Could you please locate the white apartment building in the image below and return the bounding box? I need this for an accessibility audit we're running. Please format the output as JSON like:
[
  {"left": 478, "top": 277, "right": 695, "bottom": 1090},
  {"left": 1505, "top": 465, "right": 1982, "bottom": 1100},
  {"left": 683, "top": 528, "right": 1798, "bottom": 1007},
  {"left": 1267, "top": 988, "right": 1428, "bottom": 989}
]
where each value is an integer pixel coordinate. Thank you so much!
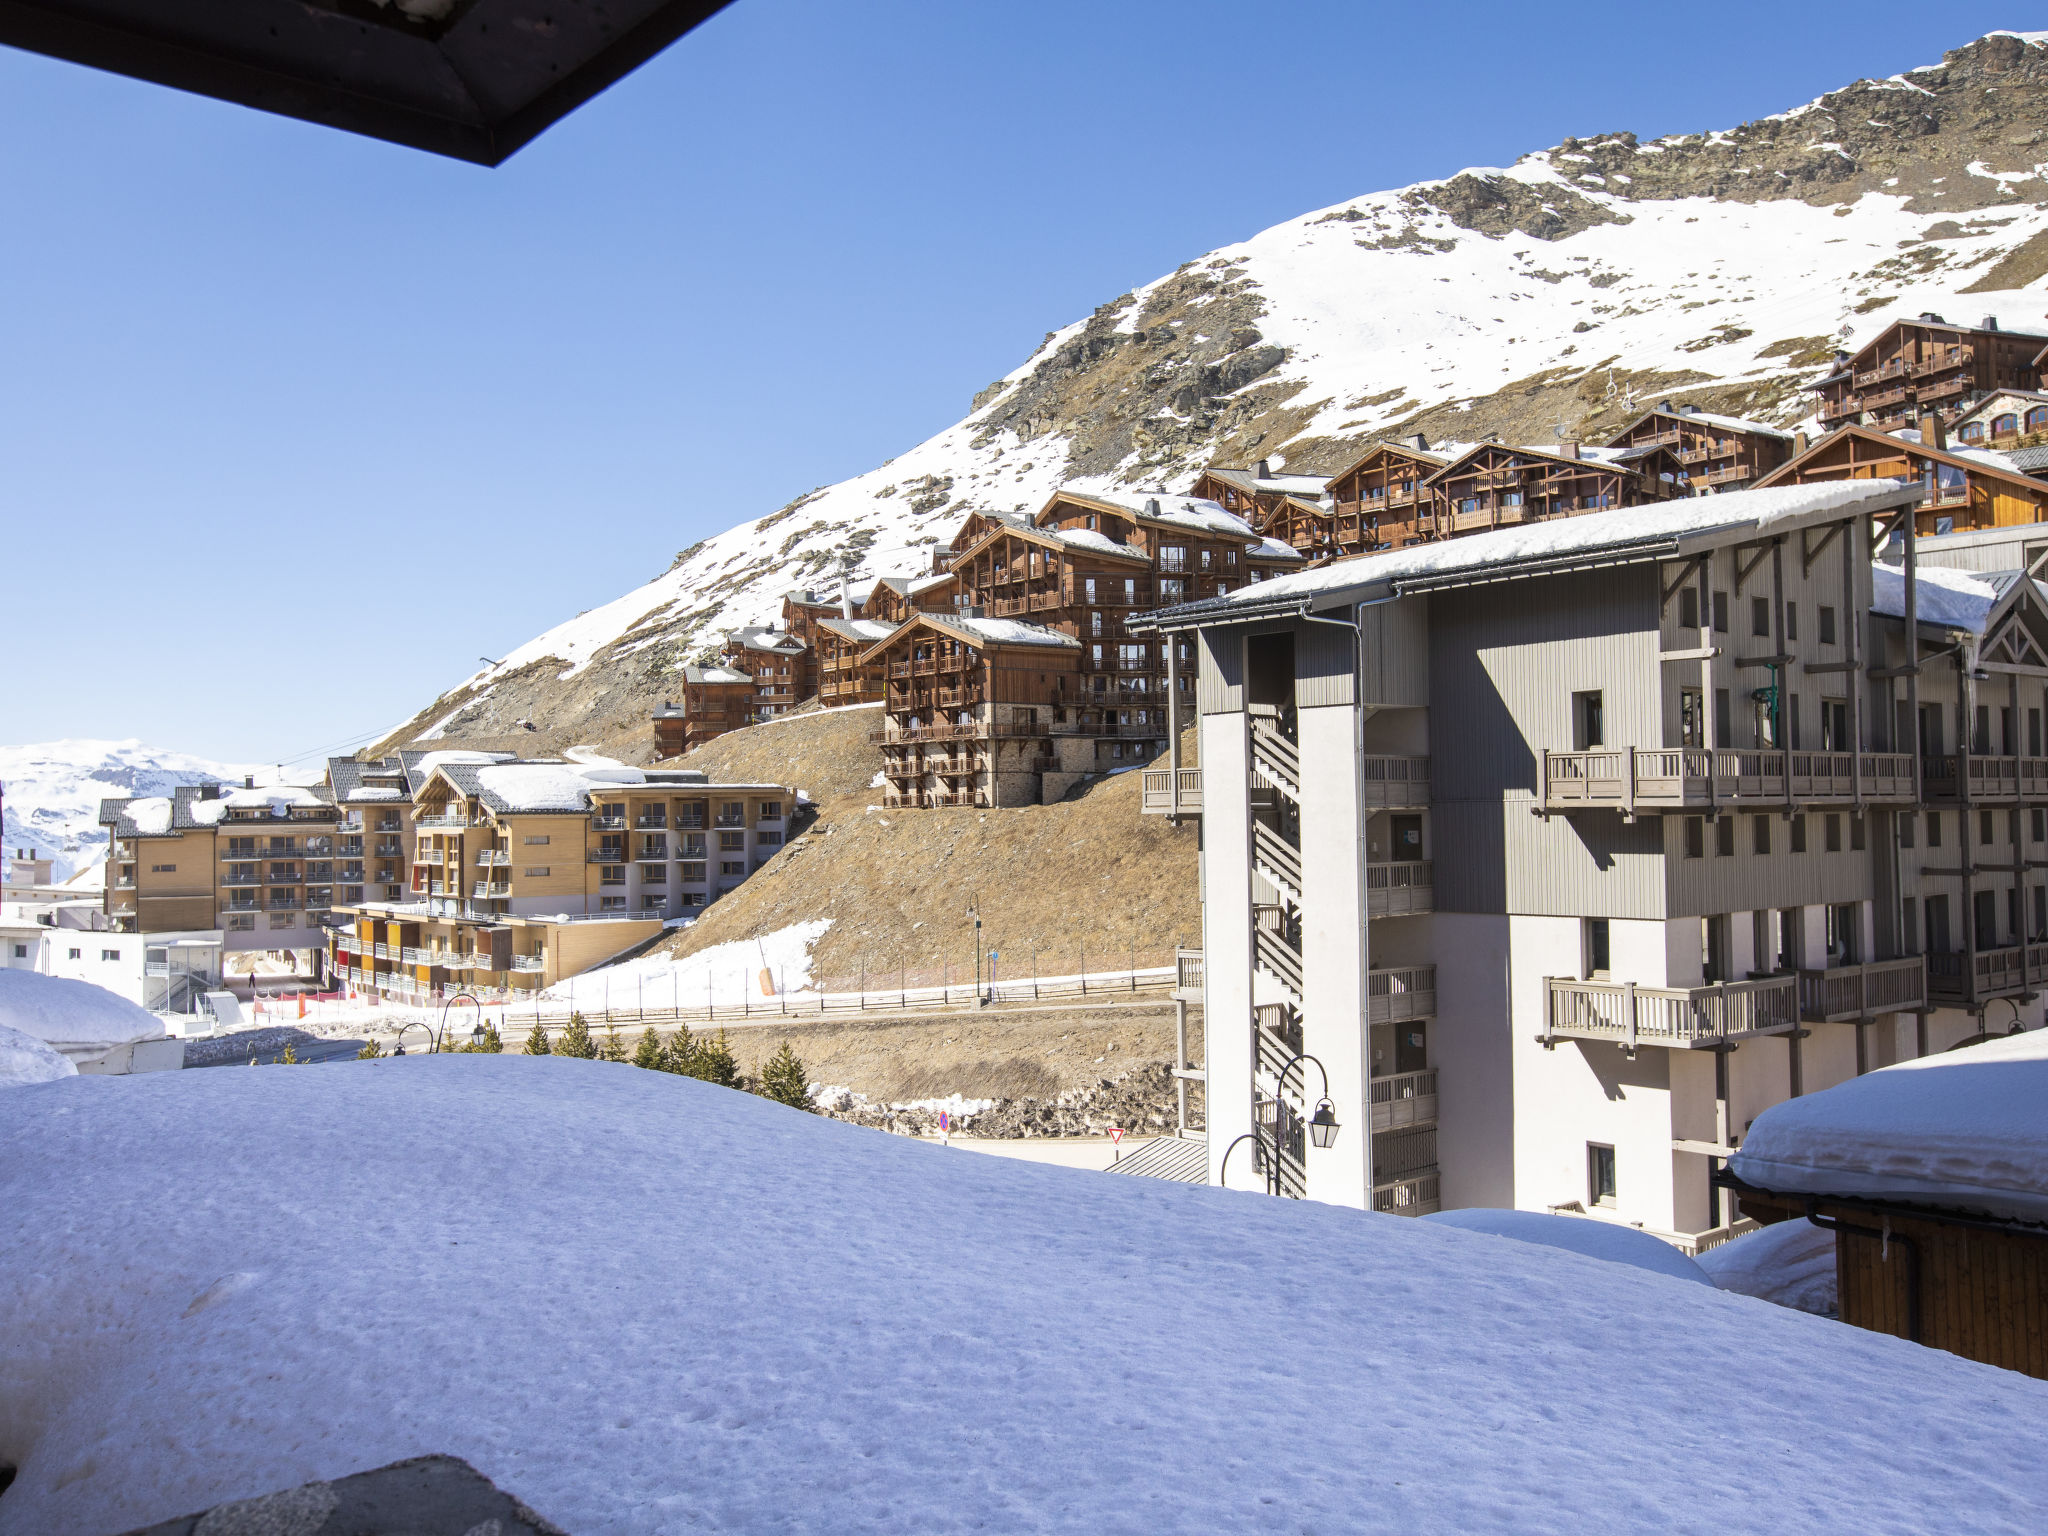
[{"left": 1131, "top": 477, "right": 2020, "bottom": 1250}]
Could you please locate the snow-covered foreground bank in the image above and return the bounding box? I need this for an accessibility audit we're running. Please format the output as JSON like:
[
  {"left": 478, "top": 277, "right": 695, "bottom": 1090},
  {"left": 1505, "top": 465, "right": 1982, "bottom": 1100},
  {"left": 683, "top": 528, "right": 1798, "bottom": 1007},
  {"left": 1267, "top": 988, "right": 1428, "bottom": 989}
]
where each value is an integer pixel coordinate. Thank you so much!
[{"left": 4, "top": 1059, "right": 2046, "bottom": 1535}]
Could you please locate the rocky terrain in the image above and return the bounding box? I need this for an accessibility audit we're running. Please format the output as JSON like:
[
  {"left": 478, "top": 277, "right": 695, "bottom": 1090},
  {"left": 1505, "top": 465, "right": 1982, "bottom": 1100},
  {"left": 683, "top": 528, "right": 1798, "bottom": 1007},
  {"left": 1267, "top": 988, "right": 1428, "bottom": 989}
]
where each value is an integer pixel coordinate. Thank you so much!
[{"left": 371, "top": 31, "right": 2048, "bottom": 763}]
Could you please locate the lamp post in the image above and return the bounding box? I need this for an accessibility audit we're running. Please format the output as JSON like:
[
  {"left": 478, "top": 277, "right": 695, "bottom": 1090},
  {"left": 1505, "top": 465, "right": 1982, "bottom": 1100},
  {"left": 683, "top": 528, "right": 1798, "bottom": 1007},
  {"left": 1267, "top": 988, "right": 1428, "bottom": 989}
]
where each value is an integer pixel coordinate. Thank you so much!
[
  {"left": 441, "top": 990, "right": 481, "bottom": 1051},
  {"left": 1218, "top": 1054, "right": 1340, "bottom": 1197}
]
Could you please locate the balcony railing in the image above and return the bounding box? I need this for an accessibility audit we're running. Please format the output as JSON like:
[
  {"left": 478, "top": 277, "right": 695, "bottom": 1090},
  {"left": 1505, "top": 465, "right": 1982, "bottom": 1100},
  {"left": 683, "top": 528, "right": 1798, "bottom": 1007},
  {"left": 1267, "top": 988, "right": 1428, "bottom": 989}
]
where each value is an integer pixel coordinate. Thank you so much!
[
  {"left": 1141, "top": 767, "right": 1204, "bottom": 814},
  {"left": 477, "top": 850, "right": 510, "bottom": 866},
  {"left": 1927, "top": 943, "right": 2048, "bottom": 1005},
  {"left": 511, "top": 955, "right": 545, "bottom": 972},
  {"left": 1921, "top": 753, "right": 2048, "bottom": 803},
  {"left": 1797, "top": 957, "right": 1927, "bottom": 1021},
  {"left": 1543, "top": 975, "right": 1798, "bottom": 1049},
  {"left": 414, "top": 813, "right": 468, "bottom": 830},
  {"left": 588, "top": 848, "right": 627, "bottom": 864},
  {"left": 591, "top": 814, "right": 626, "bottom": 831},
  {"left": 1174, "top": 948, "right": 1203, "bottom": 1001},
  {"left": 1366, "top": 860, "right": 1433, "bottom": 918},
  {"left": 1540, "top": 747, "right": 1916, "bottom": 812},
  {"left": 1368, "top": 965, "right": 1436, "bottom": 1023},
  {"left": 1372, "top": 1173, "right": 1441, "bottom": 1217},
  {"left": 1370, "top": 1069, "right": 1438, "bottom": 1133},
  {"left": 635, "top": 813, "right": 668, "bottom": 829},
  {"left": 1361, "top": 755, "right": 1430, "bottom": 808}
]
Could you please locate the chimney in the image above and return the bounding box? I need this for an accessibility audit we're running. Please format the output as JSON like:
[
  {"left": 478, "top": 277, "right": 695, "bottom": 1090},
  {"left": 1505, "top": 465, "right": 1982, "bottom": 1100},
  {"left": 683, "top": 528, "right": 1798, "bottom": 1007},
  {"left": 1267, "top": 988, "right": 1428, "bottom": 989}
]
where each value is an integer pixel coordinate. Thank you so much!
[
  {"left": 1561, "top": 440, "right": 1581, "bottom": 460},
  {"left": 1404, "top": 432, "right": 1429, "bottom": 452},
  {"left": 1679, "top": 402, "right": 1700, "bottom": 415},
  {"left": 1917, "top": 411, "right": 1947, "bottom": 452},
  {"left": 1657, "top": 399, "right": 1673, "bottom": 412},
  {"left": 1255, "top": 457, "right": 1272, "bottom": 478},
  {"left": 244, "top": 774, "right": 255, "bottom": 789},
  {"left": 1983, "top": 315, "right": 2000, "bottom": 332},
  {"left": 1145, "top": 497, "right": 1161, "bottom": 515},
  {"left": 1793, "top": 431, "right": 1809, "bottom": 455},
  {"left": 1919, "top": 311, "right": 1946, "bottom": 324}
]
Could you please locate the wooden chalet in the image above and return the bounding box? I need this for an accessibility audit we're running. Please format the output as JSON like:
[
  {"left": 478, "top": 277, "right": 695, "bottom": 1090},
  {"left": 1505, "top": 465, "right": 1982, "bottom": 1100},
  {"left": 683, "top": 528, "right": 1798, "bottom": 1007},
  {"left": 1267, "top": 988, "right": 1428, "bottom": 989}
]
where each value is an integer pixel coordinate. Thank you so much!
[
  {"left": 1325, "top": 437, "right": 1455, "bottom": 552},
  {"left": 1757, "top": 421, "right": 2048, "bottom": 534},
  {"left": 1421, "top": 440, "right": 1673, "bottom": 538},
  {"left": 1263, "top": 494, "right": 1340, "bottom": 562},
  {"left": 1604, "top": 401, "right": 1795, "bottom": 493},
  {"left": 858, "top": 612, "right": 1082, "bottom": 808},
  {"left": 1952, "top": 389, "right": 2048, "bottom": 449},
  {"left": 813, "top": 617, "right": 897, "bottom": 705},
  {"left": 1811, "top": 313, "right": 2048, "bottom": 433},
  {"left": 1189, "top": 459, "right": 1331, "bottom": 533},
  {"left": 865, "top": 570, "right": 961, "bottom": 627},
  {"left": 780, "top": 588, "right": 860, "bottom": 651},
  {"left": 720, "top": 626, "right": 811, "bottom": 721},
  {"left": 650, "top": 666, "right": 754, "bottom": 756}
]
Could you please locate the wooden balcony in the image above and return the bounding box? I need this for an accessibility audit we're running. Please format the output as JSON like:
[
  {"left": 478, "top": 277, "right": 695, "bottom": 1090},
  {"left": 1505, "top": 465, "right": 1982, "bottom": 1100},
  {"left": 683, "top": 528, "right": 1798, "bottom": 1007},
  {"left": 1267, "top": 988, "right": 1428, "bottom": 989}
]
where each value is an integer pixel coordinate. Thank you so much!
[
  {"left": 1928, "top": 944, "right": 2048, "bottom": 1006},
  {"left": 1372, "top": 1172, "right": 1441, "bottom": 1217},
  {"left": 1540, "top": 747, "right": 1916, "bottom": 813},
  {"left": 1366, "top": 860, "right": 1432, "bottom": 918},
  {"left": 1362, "top": 755, "right": 1430, "bottom": 808},
  {"left": 1543, "top": 975, "right": 1798, "bottom": 1049},
  {"left": 1921, "top": 754, "right": 2048, "bottom": 804},
  {"left": 1368, "top": 964, "right": 1436, "bottom": 1023},
  {"left": 1141, "top": 767, "right": 1204, "bottom": 814},
  {"left": 1797, "top": 957, "right": 1927, "bottom": 1021},
  {"left": 1370, "top": 1069, "right": 1438, "bottom": 1133},
  {"left": 1174, "top": 948, "right": 1203, "bottom": 1003}
]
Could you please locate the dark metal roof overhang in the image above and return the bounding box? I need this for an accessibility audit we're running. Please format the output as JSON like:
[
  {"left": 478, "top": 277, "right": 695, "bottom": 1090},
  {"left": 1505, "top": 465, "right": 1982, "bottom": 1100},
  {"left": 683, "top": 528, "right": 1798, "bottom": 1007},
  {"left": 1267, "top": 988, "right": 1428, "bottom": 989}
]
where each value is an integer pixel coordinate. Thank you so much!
[{"left": 0, "top": 0, "right": 733, "bottom": 165}]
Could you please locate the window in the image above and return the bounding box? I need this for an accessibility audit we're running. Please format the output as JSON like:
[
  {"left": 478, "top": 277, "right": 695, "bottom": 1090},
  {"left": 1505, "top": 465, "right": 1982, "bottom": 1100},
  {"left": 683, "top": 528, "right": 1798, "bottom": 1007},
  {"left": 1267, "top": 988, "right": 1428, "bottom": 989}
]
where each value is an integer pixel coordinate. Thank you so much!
[
  {"left": 1785, "top": 602, "right": 1798, "bottom": 642},
  {"left": 2034, "top": 809, "right": 2045, "bottom": 843},
  {"left": 2037, "top": 887, "right": 2047, "bottom": 942},
  {"left": 1584, "top": 918, "right": 1611, "bottom": 977},
  {"left": 1572, "top": 690, "right": 1604, "bottom": 749},
  {"left": 1712, "top": 590, "right": 1728, "bottom": 633},
  {"left": 1818, "top": 606, "right": 1837, "bottom": 646},
  {"left": 1588, "top": 1144, "right": 1617, "bottom": 1209},
  {"left": 1715, "top": 817, "right": 1735, "bottom": 857},
  {"left": 151, "top": 863, "right": 175, "bottom": 873},
  {"left": 227, "top": 914, "right": 254, "bottom": 932},
  {"left": 720, "top": 860, "right": 746, "bottom": 877},
  {"left": 601, "top": 895, "right": 627, "bottom": 911},
  {"left": 523, "top": 835, "right": 551, "bottom": 846},
  {"left": 1983, "top": 810, "right": 1997, "bottom": 847},
  {"left": 101, "top": 948, "right": 120, "bottom": 962},
  {"left": 601, "top": 865, "right": 625, "bottom": 886},
  {"left": 1826, "top": 904, "right": 1859, "bottom": 964},
  {"left": 11, "top": 944, "right": 25, "bottom": 959},
  {"left": 1994, "top": 413, "right": 2021, "bottom": 438},
  {"left": 758, "top": 830, "right": 784, "bottom": 847},
  {"left": 1753, "top": 815, "right": 1771, "bottom": 855},
  {"left": 1751, "top": 597, "right": 1770, "bottom": 637},
  {"left": 719, "top": 831, "right": 744, "bottom": 852},
  {"left": 1790, "top": 815, "right": 1807, "bottom": 854},
  {"left": 1679, "top": 587, "right": 1700, "bottom": 630},
  {"left": 1927, "top": 812, "right": 1942, "bottom": 848},
  {"left": 759, "top": 802, "right": 783, "bottom": 822},
  {"left": 268, "top": 913, "right": 294, "bottom": 929},
  {"left": 1825, "top": 814, "right": 1842, "bottom": 853},
  {"left": 68, "top": 947, "right": 81, "bottom": 960},
  {"left": 1684, "top": 818, "right": 1704, "bottom": 859},
  {"left": 1902, "top": 898, "right": 1920, "bottom": 955},
  {"left": 682, "top": 862, "right": 707, "bottom": 882},
  {"left": 1715, "top": 689, "right": 1732, "bottom": 746}
]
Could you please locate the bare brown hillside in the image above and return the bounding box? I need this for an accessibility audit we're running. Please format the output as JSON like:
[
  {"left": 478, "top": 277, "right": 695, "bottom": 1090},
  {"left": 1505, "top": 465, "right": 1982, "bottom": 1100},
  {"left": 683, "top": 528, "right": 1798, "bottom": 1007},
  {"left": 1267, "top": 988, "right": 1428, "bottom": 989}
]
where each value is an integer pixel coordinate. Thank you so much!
[{"left": 655, "top": 706, "right": 1201, "bottom": 985}]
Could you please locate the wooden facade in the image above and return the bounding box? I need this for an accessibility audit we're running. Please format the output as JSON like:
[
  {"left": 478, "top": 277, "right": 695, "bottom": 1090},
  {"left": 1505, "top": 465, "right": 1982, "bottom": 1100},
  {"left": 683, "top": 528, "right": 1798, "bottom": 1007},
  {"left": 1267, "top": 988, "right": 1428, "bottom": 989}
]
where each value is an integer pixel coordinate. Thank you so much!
[
  {"left": 1812, "top": 315, "right": 2048, "bottom": 433},
  {"left": 1952, "top": 388, "right": 2048, "bottom": 449},
  {"left": 1604, "top": 403, "right": 1794, "bottom": 493},
  {"left": 1326, "top": 439, "right": 1451, "bottom": 552},
  {"left": 860, "top": 613, "right": 1082, "bottom": 808},
  {"left": 1264, "top": 494, "right": 1340, "bottom": 561},
  {"left": 1189, "top": 461, "right": 1331, "bottom": 533},
  {"left": 813, "top": 617, "right": 895, "bottom": 705},
  {"left": 1736, "top": 1190, "right": 2048, "bottom": 1380},
  {"left": 651, "top": 667, "right": 754, "bottom": 756},
  {"left": 1758, "top": 424, "right": 2048, "bottom": 534},
  {"left": 721, "top": 627, "right": 811, "bottom": 720},
  {"left": 780, "top": 588, "right": 860, "bottom": 650},
  {"left": 1424, "top": 441, "right": 1674, "bottom": 537},
  {"left": 864, "top": 571, "right": 961, "bottom": 627}
]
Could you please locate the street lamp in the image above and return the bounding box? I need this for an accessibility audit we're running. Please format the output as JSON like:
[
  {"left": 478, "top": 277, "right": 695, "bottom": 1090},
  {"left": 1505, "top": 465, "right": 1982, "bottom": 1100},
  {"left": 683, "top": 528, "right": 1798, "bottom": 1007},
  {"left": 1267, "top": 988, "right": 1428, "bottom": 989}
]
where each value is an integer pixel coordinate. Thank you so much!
[
  {"left": 441, "top": 991, "right": 481, "bottom": 1051},
  {"left": 1220, "top": 1054, "right": 1341, "bottom": 1197}
]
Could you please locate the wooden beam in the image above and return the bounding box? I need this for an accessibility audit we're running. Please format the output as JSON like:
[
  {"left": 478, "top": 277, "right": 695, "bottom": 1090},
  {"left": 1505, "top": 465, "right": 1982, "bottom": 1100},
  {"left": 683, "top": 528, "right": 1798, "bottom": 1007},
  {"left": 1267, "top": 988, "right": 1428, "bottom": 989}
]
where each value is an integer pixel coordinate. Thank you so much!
[
  {"left": 1734, "top": 542, "right": 1771, "bottom": 595},
  {"left": 1661, "top": 556, "right": 1705, "bottom": 608},
  {"left": 1800, "top": 521, "right": 1843, "bottom": 578}
]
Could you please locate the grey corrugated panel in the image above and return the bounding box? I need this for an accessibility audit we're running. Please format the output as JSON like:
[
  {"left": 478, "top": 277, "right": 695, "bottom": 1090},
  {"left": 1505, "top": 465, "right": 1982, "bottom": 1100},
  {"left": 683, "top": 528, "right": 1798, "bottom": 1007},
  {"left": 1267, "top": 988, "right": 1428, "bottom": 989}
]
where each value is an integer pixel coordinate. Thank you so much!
[
  {"left": 1199, "top": 628, "right": 1244, "bottom": 715},
  {"left": 1295, "top": 615, "right": 1356, "bottom": 709},
  {"left": 1663, "top": 809, "right": 1895, "bottom": 918},
  {"left": 1103, "top": 1135, "right": 1209, "bottom": 1182},
  {"left": 1361, "top": 597, "right": 1429, "bottom": 707}
]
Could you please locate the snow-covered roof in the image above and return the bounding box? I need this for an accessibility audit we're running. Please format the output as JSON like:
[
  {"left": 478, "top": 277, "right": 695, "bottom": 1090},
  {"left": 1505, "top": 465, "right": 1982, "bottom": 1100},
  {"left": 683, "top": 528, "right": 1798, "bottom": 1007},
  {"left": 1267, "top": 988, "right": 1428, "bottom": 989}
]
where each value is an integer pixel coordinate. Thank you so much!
[
  {"left": 1249, "top": 537, "right": 1308, "bottom": 563},
  {"left": 1619, "top": 404, "right": 1794, "bottom": 442},
  {"left": 3, "top": 1058, "right": 2043, "bottom": 1533},
  {"left": 456, "top": 763, "right": 641, "bottom": 814},
  {"left": 1869, "top": 562, "right": 2010, "bottom": 634},
  {"left": 817, "top": 618, "right": 898, "bottom": 644},
  {"left": 0, "top": 970, "right": 164, "bottom": 1049},
  {"left": 1139, "top": 479, "right": 1922, "bottom": 625},
  {"left": 728, "top": 626, "right": 806, "bottom": 656},
  {"left": 344, "top": 786, "right": 404, "bottom": 802},
  {"left": 939, "top": 615, "right": 1081, "bottom": 649},
  {"left": 1046, "top": 525, "right": 1151, "bottom": 561},
  {"left": 1731, "top": 1026, "right": 2048, "bottom": 1223},
  {"left": 1421, "top": 1209, "right": 1711, "bottom": 1286},
  {"left": 1201, "top": 466, "right": 1332, "bottom": 498},
  {"left": 1053, "top": 490, "right": 1258, "bottom": 539},
  {"left": 680, "top": 664, "right": 754, "bottom": 684},
  {"left": 908, "top": 572, "right": 959, "bottom": 595},
  {"left": 122, "top": 796, "right": 174, "bottom": 835}
]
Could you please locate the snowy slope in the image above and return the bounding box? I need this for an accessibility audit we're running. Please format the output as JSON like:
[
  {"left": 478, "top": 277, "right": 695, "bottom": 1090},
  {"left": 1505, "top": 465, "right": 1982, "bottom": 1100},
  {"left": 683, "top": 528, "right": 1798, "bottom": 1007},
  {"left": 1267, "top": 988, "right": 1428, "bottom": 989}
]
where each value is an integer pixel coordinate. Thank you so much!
[
  {"left": 385, "top": 30, "right": 2048, "bottom": 750},
  {"left": 4, "top": 1056, "right": 2046, "bottom": 1535},
  {"left": 0, "top": 740, "right": 256, "bottom": 880}
]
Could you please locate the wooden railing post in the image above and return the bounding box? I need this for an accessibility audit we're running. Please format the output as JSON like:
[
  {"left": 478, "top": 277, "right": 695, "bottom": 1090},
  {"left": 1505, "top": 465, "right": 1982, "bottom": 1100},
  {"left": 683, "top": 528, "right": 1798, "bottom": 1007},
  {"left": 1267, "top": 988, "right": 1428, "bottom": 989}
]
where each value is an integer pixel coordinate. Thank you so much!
[
  {"left": 1623, "top": 980, "right": 1637, "bottom": 1054},
  {"left": 1625, "top": 747, "right": 1637, "bottom": 820}
]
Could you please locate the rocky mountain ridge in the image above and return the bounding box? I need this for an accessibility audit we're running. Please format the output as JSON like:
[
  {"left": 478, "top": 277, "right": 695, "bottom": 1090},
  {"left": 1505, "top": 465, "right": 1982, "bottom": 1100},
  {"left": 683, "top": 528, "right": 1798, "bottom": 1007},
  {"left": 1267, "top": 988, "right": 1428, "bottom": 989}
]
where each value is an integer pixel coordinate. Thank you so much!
[{"left": 374, "top": 30, "right": 2048, "bottom": 762}]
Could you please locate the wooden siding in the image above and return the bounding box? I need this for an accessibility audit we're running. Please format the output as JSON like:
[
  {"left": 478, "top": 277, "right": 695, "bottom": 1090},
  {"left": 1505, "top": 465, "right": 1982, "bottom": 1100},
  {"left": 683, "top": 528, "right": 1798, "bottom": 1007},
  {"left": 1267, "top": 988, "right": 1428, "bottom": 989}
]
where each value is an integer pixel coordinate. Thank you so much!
[
  {"left": 1198, "top": 627, "right": 1244, "bottom": 715},
  {"left": 1835, "top": 1207, "right": 2048, "bottom": 1378}
]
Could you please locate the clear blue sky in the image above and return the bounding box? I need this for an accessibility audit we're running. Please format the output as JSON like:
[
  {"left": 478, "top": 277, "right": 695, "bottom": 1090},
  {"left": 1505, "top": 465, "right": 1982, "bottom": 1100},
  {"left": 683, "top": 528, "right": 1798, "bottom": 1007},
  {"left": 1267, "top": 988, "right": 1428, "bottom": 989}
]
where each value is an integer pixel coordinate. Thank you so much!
[{"left": 0, "top": 2, "right": 2027, "bottom": 765}]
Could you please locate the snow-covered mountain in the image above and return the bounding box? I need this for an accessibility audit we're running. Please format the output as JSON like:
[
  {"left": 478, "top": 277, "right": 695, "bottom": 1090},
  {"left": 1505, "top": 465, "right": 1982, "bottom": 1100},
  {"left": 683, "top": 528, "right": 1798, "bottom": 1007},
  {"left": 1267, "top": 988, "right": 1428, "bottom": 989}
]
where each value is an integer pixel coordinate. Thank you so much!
[
  {"left": 379, "top": 30, "right": 2048, "bottom": 757},
  {"left": 0, "top": 742, "right": 259, "bottom": 880}
]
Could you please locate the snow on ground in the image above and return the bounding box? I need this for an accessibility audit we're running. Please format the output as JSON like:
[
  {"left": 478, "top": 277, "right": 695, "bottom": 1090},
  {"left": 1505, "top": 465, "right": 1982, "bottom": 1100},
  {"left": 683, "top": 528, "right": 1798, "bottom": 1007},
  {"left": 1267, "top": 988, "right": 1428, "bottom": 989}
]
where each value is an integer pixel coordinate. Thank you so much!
[
  {"left": 1698, "top": 1221, "right": 1840, "bottom": 1316},
  {"left": 1731, "top": 1026, "right": 2048, "bottom": 1222},
  {"left": 0, "top": 1021, "right": 74, "bottom": 1088},
  {"left": 541, "top": 919, "right": 833, "bottom": 1007},
  {"left": 3, "top": 1057, "right": 2046, "bottom": 1535},
  {"left": 1420, "top": 1208, "right": 1711, "bottom": 1286},
  {"left": 0, "top": 969, "right": 163, "bottom": 1048}
]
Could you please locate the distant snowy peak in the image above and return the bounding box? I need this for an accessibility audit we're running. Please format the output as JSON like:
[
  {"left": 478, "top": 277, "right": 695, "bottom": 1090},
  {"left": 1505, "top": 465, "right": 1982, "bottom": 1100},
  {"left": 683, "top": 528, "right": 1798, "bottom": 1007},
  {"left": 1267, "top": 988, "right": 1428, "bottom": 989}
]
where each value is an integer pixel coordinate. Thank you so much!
[
  {"left": 380, "top": 30, "right": 2048, "bottom": 754},
  {"left": 0, "top": 740, "right": 261, "bottom": 880}
]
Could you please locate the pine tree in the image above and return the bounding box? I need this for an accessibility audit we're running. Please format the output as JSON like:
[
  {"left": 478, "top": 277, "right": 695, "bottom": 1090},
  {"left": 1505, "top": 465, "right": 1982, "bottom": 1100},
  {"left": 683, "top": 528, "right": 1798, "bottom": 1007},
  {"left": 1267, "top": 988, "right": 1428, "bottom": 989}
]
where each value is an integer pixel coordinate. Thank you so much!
[
  {"left": 355, "top": 1038, "right": 384, "bottom": 1060},
  {"left": 525, "top": 1020, "right": 552, "bottom": 1056},
  {"left": 556, "top": 1011, "right": 597, "bottom": 1059},
  {"left": 661, "top": 1023, "right": 697, "bottom": 1075},
  {"left": 758, "top": 1042, "right": 813, "bottom": 1110},
  {"left": 473, "top": 1022, "right": 504, "bottom": 1054},
  {"left": 693, "top": 1029, "right": 740, "bottom": 1088},
  {"left": 631, "top": 1027, "right": 665, "bottom": 1070},
  {"left": 600, "top": 1025, "right": 628, "bottom": 1062}
]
